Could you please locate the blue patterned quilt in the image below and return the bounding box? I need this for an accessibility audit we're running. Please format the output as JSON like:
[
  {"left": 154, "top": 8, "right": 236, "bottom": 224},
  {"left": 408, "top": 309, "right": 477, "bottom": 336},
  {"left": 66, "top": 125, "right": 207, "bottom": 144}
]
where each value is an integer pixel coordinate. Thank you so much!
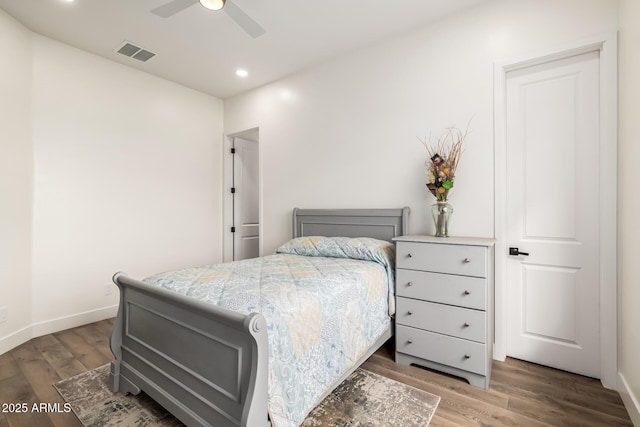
[{"left": 143, "top": 236, "right": 396, "bottom": 427}]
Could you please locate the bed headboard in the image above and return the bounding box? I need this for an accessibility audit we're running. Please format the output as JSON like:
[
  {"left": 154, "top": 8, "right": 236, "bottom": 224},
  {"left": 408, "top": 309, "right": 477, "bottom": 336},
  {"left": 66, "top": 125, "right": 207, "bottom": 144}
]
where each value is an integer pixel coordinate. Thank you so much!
[{"left": 292, "top": 207, "right": 410, "bottom": 242}]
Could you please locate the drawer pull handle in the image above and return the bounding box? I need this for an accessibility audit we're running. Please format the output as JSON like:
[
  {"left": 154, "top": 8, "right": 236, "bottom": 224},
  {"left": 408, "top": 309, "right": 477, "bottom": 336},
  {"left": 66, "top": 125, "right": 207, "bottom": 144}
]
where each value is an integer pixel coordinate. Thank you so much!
[
  {"left": 464, "top": 290, "right": 471, "bottom": 295},
  {"left": 408, "top": 310, "right": 413, "bottom": 315},
  {"left": 464, "top": 258, "right": 471, "bottom": 263},
  {"left": 463, "top": 322, "right": 470, "bottom": 327},
  {"left": 407, "top": 253, "right": 413, "bottom": 258},
  {"left": 407, "top": 339, "right": 413, "bottom": 344},
  {"left": 407, "top": 281, "right": 413, "bottom": 287},
  {"left": 464, "top": 354, "right": 471, "bottom": 359}
]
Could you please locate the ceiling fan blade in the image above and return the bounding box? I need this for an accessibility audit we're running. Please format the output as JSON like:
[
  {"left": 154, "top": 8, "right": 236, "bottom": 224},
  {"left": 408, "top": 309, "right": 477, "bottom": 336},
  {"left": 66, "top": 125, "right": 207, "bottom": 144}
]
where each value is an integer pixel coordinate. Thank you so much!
[
  {"left": 224, "top": 0, "right": 266, "bottom": 38},
  {"left": 151, "top": 0, "right": 199, "bottom": 18}
]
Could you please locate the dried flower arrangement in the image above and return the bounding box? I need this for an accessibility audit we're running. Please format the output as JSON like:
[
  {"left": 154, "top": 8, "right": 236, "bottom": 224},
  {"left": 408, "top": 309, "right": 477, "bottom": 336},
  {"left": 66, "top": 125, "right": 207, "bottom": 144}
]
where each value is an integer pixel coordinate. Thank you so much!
[{"left": 417, "top": 123, "right": 469, "bottom": 202}]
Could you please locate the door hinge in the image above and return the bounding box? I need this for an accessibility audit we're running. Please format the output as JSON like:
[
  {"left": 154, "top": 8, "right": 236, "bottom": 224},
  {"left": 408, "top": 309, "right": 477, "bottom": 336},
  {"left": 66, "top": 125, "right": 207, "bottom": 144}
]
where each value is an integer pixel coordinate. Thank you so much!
[
  {"left": 231, "top": 148, "right": 236, "bottom": 154},
  {"left": 231, "top": 226, "right": 236, "bottom": 233},
  {"left": 231, "top": 187, "right": 236, "bottom": 194}
]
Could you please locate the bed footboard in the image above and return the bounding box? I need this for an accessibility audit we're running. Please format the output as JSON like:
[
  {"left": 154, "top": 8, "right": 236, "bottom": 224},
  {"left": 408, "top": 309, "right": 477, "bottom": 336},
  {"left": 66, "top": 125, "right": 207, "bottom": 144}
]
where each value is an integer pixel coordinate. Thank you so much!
[{"left": 109, "top": 273, "right": 270, "bottom": 427}]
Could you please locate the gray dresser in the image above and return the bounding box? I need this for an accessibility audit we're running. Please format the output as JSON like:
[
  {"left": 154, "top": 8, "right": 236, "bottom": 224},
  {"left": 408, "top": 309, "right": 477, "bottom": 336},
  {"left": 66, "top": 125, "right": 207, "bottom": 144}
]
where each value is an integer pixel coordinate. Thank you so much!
[{"left": 393, "top": 235, "right": 495, "bottom": 389}]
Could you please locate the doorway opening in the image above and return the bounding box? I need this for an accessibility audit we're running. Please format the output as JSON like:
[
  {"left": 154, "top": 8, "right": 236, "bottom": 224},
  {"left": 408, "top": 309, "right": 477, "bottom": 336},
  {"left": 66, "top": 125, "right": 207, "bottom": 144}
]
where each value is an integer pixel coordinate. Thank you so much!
[{"left": 224, "top": 128, "right": 260, "bottom": 261}]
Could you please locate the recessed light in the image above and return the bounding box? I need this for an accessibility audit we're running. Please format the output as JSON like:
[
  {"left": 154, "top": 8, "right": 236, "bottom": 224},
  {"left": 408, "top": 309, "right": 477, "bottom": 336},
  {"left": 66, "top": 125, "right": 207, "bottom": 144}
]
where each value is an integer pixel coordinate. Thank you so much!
[{"left": 236, "top": 69, "right": 249, "bottom": 78}]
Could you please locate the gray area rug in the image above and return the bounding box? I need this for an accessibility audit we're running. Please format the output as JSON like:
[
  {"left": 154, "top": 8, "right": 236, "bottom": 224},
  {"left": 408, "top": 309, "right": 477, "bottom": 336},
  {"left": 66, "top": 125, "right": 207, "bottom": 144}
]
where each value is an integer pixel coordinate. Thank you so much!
[{"left": 54, "top": 364, "right": 440, "bottom": 427}]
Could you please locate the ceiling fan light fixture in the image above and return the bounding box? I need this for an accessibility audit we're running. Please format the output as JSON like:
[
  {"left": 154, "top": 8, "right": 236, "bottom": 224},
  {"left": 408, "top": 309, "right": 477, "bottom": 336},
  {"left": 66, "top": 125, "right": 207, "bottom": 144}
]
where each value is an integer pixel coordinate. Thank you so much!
[{"left": 199, "top": 0, "right": 225, "bottom": 11}]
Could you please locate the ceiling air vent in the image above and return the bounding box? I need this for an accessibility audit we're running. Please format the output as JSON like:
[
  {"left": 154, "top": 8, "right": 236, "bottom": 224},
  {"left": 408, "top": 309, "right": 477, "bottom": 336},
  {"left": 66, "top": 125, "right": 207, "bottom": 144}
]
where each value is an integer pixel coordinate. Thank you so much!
[{"left": 114, "top": 41, "right": 156, "bottom": 63}]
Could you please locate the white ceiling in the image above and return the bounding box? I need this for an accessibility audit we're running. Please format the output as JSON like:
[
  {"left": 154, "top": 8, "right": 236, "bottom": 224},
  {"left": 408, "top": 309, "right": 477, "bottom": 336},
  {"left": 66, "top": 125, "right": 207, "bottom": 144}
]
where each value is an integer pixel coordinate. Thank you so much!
[{"left": 0, "top": 0, "right": 489, "bottom": 99}]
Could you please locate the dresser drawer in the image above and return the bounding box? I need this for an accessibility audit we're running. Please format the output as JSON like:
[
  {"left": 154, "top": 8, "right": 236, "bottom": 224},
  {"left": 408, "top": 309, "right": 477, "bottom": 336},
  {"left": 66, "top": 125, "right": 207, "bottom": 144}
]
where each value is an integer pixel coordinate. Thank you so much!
[
  {"left": 396, "top": 325, "right": 487, "bottom": 375},
  {"left": 395, "top": 269, "right": 486, "bottom": 310},
  {"left": 396, "top": 241, "right": 487, "bottom": 277},
  {"left": 396, "top": 297, "right": 486, "bottom": 343}
]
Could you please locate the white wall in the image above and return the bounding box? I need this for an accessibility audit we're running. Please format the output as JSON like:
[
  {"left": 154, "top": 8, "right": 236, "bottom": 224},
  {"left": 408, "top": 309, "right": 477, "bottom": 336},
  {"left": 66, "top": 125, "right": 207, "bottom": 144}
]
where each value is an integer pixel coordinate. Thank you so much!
[
  {"left": 225, "top": 0, "right": 619, "bottom": 254},
  {"left": 29, "top": 35, "right": 224, "bottom": 330},
  {"left": 0, "top": 15, "right": 224, "bottom": 351},
  {"left": 0, "top": 9, "right": 33, "bottom": 348},
  {"left": 618, "top": 0, "right": 640, "bottom": 423}
]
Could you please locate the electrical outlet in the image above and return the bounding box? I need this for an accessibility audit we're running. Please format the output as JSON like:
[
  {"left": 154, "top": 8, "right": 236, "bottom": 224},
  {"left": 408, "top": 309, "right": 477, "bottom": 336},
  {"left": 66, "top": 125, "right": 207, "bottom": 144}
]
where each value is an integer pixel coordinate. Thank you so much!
[
  {"left": 104, "top": 284, "right": 113, "bottom": 296},
  {"left": 0, "top": 306, "right": 7, "bottom": 323}
]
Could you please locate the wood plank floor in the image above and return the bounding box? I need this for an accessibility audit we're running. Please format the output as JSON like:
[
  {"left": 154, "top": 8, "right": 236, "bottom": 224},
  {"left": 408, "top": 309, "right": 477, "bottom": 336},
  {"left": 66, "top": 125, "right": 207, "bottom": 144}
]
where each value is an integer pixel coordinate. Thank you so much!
[
  {"left": 0, "top": 319, "right": 633, "bottom": 427},
  {"left": 363, "top": 344, "right": 633, "bottom": 427}
]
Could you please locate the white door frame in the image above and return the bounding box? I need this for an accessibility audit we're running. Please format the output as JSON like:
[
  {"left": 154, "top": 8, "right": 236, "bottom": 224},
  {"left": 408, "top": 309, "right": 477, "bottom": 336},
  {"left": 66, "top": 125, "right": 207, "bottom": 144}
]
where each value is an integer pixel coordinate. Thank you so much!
[
  {"left": 223, "top": 126, "right": 262, "bottom": 262},
  {"left": 493, "top": 33, "right": 618, "bottom": 389}
]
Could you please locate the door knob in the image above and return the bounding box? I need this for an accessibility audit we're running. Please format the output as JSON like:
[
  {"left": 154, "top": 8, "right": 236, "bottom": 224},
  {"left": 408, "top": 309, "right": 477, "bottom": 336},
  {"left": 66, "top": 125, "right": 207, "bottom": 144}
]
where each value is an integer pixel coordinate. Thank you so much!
[{"left": 509, "top": 247, "right": 529, "bottom": 256}]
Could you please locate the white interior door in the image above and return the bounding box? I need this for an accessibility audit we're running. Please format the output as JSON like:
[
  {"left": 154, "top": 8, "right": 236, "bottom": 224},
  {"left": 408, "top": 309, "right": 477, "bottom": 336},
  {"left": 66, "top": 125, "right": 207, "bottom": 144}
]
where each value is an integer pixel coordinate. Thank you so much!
[
  {"left": 233, "top": 137, "right": 259, "bottom": 260},
  {"left": 505, "top": 51, "right": 601, "bottom": 378}
]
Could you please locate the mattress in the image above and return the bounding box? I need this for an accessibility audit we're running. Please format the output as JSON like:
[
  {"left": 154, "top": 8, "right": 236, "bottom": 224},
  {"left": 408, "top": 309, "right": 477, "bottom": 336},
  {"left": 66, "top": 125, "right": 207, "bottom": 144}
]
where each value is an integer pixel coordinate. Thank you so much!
[{"left": 143, "top": 236, "right": 396, "bottom": 427}]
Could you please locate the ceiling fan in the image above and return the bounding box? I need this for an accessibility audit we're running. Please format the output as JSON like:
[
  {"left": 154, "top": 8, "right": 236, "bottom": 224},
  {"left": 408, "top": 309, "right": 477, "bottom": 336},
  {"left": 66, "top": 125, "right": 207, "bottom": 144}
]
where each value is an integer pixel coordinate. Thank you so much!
[{"left": 151, "top": 0, "right": 266, "bottom": 38}]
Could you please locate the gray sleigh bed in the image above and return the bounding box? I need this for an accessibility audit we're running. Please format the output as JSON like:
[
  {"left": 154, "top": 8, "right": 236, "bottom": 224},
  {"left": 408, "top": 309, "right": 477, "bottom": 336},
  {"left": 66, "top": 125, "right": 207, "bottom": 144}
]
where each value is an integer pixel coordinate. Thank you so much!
[{"left": 109, "top": 207, "right": 409, "bottom": 427}]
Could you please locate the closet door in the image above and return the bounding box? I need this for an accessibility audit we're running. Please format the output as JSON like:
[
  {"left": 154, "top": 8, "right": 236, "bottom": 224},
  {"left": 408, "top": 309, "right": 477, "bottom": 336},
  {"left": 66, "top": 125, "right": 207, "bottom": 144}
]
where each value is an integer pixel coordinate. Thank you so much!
[
  {"left": 505, "top": 51, "right": 601, "bottom": 378},
  {"left": 233, "top": 137, "right": 259, "bottom": 260}
]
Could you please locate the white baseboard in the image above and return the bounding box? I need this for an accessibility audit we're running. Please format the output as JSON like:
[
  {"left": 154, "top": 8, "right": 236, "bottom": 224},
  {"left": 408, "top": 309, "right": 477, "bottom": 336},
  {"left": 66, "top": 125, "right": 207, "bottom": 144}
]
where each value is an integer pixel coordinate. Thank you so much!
[
  {"left": 31, "top": 305, "right": 118, "bottom": 337},
  {"left": 0, "top": 305, "right": 118, "bottom": 356},
  {"left": 619, "top": 372, "right": 640, "bottom": 427},
  {"left": 0, "top": 325, "right": 33, "bottom": 356}
]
